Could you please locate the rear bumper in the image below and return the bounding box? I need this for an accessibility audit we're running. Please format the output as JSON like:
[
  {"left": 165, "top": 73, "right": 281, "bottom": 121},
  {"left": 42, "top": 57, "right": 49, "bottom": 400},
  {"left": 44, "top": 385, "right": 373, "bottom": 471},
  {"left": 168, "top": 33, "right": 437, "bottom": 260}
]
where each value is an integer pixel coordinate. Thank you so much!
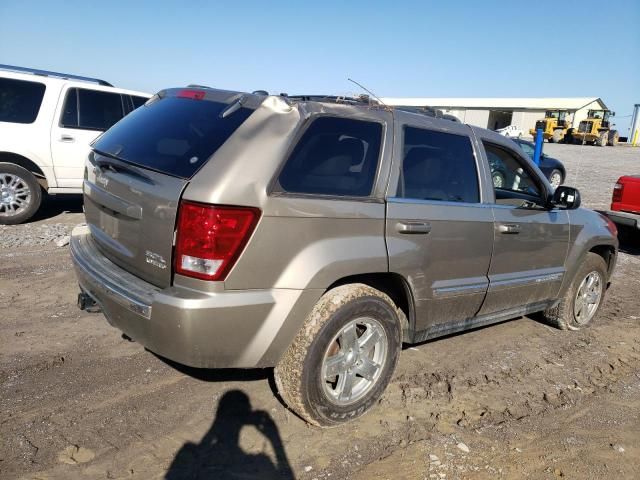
[
  {"left": 70, "top": 225, "right": 320, "bottom": 368},
  {"left": 602, "top": 210, "right": 640, "bottom": 230}
]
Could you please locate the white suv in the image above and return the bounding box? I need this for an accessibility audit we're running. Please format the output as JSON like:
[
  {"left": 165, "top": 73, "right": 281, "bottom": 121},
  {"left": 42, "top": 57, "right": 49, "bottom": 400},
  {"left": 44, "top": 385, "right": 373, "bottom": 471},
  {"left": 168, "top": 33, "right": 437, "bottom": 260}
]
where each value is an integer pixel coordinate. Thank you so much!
[
  {"left": 495, "top": 125, "right": 523, "bottom": 138},
  {"left": 0, "top": 65, "right": 151, "bottom": 224}
]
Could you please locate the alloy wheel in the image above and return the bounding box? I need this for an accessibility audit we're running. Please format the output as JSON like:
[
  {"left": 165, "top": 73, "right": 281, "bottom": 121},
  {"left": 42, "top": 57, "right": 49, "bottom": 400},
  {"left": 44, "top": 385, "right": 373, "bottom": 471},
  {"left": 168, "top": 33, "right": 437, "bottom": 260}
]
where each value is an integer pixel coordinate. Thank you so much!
[
  {"left": 0, "top": 173, "right": 32, "bottom": 218},
  {"left": 573, "top": 271, "right": 603, "bottom": 325},
  {"left": 321, "top": 317, "right": 388, "bottom": 406},
  {"left": 550, "top": 171, "right": 562, "bottom": 188}
]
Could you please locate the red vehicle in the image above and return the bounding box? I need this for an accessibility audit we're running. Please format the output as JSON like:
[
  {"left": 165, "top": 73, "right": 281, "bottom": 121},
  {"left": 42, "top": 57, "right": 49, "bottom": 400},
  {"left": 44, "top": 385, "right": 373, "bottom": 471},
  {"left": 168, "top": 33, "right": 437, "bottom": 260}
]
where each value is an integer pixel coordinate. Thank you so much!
[{"left": 606, "top": 175, "right": 640, "bottom": 231}]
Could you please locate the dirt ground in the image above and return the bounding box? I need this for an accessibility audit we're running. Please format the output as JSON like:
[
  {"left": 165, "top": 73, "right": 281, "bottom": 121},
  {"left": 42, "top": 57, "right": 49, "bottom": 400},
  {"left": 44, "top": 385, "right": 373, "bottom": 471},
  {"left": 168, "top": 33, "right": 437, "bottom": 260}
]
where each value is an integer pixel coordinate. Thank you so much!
[{"left": 1, "top": 143, "right": 639, "bottom": 480}]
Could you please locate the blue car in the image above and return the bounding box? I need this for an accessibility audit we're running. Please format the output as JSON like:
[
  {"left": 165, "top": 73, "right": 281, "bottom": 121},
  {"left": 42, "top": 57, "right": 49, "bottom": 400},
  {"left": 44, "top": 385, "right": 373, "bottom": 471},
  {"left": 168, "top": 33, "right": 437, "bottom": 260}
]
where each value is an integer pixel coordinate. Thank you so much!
[{"left": 511, "top": 138, "right": 566, "bottom": 188}]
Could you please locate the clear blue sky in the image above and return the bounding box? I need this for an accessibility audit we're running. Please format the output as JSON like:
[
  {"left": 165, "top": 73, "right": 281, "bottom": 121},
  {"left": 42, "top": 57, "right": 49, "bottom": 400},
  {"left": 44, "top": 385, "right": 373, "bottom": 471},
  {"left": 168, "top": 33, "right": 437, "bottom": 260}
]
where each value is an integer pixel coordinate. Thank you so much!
[{"left": 1, "top": 0, "right": 638, "bottom": 132}]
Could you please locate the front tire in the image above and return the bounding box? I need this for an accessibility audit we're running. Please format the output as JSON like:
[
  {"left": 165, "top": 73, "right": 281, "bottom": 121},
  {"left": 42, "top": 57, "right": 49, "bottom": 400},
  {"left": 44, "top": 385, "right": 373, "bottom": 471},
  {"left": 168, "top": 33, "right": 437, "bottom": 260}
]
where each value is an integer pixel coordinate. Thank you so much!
[
  {"left": 598, "top": 132, "right": 608, "bottom": 147},
  {"left": 542, "top": 253, "right": 607, "bottom": 330},
  {"left": 0, "top": 163, "right": 42, "bottom": 225},
  {"left": 552, "top": 129, "right": 563, "bottom": 143},
  {"left": 274, "top": 284, "right": 402, "bottom": 427}
]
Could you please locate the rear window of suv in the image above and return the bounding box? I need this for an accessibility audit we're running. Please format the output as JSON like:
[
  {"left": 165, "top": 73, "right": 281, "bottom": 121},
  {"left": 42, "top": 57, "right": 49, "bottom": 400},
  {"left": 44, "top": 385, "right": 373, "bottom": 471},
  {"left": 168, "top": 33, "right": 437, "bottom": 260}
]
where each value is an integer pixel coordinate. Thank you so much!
[
  {"left": 0, "top": 77, "right": 46, "bottom": 124},
  {"left": 92, "top": 95, "right": 254, "bottom": 178},
  {"left": 278, "top": 116, "right": 383, "bottom": 197}
]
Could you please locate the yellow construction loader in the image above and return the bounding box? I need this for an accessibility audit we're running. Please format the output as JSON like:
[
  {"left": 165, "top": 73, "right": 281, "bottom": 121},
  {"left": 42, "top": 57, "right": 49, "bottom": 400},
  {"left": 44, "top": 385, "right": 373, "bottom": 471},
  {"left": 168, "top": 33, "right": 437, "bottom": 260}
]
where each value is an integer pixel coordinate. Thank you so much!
[
  {"left": 529, "top": 110, "right": 572, "bottom": 143},
  {"left": 571, "top": 109, "right": 619, "bottom": 146}
]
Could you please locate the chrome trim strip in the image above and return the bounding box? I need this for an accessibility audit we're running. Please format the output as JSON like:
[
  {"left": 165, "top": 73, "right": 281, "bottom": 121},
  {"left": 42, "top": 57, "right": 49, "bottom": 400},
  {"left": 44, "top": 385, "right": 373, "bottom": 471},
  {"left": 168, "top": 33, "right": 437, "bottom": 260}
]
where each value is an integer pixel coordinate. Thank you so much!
[
  {"left": 387, "top": 197, "right": 492, "bottom": 208},
  {"left": 433, "top": 283, "right": 488, "bottom": 298},
  {"left": 488, "top": 272, "right": 563, "bottom": 292}
]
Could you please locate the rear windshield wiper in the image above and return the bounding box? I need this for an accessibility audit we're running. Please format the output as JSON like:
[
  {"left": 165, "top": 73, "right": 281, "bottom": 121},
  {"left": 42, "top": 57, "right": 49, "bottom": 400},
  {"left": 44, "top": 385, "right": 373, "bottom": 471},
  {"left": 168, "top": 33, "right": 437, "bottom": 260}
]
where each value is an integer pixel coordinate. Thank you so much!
[{"left": 92, "top": 149, "right": 155, "bottom": 185}]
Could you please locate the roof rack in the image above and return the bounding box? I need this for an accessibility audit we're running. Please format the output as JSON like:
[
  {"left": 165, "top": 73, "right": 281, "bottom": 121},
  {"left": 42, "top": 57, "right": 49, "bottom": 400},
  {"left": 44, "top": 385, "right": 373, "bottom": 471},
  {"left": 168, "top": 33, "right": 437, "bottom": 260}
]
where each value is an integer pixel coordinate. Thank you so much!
[
  {"left": 281, "top": 94, "right": 379, "bottom": 106},
  {"left": 395, "top": 105, "right": 461, "bottom": 123},
  {"left": 0, "top": 64, "right": 113, "bottom": 87}
]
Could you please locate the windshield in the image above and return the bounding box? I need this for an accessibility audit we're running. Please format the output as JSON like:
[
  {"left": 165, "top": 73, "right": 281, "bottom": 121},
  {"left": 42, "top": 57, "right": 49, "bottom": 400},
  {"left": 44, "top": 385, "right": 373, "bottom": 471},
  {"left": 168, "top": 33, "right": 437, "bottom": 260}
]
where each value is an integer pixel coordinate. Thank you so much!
[
  {"left": 518, "top": 141, "right": 534, "bottom": 157},
  {"left": 93, "top": 96, "right": 254, "bottom": 178}
]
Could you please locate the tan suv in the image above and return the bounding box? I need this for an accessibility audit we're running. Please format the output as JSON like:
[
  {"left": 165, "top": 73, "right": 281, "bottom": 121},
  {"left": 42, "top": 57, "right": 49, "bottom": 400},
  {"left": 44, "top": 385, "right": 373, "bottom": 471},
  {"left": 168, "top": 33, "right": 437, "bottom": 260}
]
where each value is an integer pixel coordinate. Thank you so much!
[{"left": 71, "top": 88, "right": 618, "bottom": 426}]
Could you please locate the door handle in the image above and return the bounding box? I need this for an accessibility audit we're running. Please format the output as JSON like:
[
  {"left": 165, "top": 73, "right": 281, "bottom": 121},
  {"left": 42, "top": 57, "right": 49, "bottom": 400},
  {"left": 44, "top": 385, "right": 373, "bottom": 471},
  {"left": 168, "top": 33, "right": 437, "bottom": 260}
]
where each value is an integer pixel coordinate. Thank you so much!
[
  {"left": 498, "top": 223, "right": 521, "bottom": 234},
  {"left": 396, "top": 221, "right": 431, "bottom": 234},
  {"left": 60, "top": 134, "right": 75, "bottom": 143}
]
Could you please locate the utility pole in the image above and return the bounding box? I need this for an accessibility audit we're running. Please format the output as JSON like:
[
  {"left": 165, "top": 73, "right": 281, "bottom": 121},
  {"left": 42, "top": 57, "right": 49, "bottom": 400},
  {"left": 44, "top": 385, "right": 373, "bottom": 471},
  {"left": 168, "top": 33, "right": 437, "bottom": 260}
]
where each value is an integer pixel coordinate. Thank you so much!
[{"left": 629, "top": 104, "right": 640, "bottom": 146}]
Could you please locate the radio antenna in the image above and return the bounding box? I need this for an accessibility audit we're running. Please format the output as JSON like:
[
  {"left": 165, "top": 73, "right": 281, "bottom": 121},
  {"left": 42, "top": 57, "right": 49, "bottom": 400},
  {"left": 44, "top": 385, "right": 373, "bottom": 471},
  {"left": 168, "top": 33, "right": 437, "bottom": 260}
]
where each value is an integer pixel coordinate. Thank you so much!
[{"left": 347, "top": 78, "right": 389, "bottom": 109}]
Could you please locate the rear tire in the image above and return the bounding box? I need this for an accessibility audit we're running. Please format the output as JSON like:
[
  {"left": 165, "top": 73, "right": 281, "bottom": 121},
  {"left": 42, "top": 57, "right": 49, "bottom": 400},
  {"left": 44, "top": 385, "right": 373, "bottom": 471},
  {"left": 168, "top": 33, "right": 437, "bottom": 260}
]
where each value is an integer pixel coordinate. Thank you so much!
[
  {"left": 274, "top": 284, "right": 402, "bottom": 427},
  {"left": 608, "top": 130, "right": 619, "bottom": 146},
  {"left": 542, "top": 253, "right": 607, "bottom": 330},
  {"left": 565, "top": 128, "right": 574, "bottom": 144},
  {"left": 0, "top": 163, "right": 42, "bottom": 225}
]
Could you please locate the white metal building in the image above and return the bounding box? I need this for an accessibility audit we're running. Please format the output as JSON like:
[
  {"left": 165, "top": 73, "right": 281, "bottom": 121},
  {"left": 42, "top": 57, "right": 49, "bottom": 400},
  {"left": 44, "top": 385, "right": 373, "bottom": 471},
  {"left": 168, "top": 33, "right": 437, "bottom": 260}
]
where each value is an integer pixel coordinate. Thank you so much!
[{"left": 382, "top": 97, "right": 608, "bottom": 135}]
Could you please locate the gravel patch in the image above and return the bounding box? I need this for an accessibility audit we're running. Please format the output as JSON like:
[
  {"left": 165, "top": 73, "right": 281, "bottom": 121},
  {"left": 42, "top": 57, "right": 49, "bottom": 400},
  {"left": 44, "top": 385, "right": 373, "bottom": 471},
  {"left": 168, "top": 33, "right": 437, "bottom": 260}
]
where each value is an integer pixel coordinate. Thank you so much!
[
  {"left": 543, "top": 143, "right": 639, "bottom": 210},
  {"left": 0, "top": 223, "right": 76, "bottom": 248}
]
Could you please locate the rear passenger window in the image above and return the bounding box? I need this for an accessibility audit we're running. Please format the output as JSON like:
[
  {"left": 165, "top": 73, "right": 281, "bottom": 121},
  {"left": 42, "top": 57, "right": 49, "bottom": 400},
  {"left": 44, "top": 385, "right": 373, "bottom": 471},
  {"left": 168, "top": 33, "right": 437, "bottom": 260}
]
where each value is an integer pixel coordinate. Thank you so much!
[
  {"left": 0, "top": 77, "right": 46, "bottom": 124},
  {"left": 399, "top": 127, "right": 479, "bottom": 203},
  {"left": 61, "top": 88, "right": 124, "bottom": 130},
  {"left": 278, "top": 117, "right": 383, "bottom": 197},
  {"left": 79, "top": 89, "right": 124, "bottom": 130}
]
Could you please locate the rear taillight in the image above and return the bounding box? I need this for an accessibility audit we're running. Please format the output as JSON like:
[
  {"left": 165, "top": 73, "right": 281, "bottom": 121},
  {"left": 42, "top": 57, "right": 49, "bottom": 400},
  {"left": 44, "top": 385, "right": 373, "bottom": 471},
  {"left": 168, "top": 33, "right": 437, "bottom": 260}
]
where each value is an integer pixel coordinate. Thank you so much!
[
  {"left": 174, "top": 201, "right": 260, "bottom": 281},
  {"left": 612, "top": 182, "right": 624, "bottom": 203}
]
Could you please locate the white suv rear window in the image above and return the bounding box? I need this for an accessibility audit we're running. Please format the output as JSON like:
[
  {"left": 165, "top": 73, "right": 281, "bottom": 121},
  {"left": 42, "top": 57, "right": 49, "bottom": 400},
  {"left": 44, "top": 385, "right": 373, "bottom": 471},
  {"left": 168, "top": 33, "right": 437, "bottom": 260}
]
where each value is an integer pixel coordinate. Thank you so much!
[{"left": 0, "top": 77, "right": 46, "bottom": 124}]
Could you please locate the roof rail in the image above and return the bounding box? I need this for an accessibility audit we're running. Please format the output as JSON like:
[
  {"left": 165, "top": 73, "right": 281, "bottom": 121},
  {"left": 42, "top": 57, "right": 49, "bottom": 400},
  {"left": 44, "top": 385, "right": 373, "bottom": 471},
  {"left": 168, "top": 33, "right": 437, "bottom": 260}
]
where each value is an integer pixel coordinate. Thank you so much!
[
  {"left": 0, "top": 64, "right": 113, "bottom": 87},
  {"left": 395, "top": 105, "right": 461, "bottom": 122},
  {"left": 282, "top": 94, "right": 379, "bottom": 106}
]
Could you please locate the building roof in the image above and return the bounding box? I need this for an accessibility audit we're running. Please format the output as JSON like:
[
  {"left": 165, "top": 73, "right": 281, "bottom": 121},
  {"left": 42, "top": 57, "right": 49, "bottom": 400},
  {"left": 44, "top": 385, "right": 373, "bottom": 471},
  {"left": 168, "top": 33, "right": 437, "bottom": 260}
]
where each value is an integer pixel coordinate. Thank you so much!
[{"left": 381, "top": 97, "right": 607, "bottom": 110}]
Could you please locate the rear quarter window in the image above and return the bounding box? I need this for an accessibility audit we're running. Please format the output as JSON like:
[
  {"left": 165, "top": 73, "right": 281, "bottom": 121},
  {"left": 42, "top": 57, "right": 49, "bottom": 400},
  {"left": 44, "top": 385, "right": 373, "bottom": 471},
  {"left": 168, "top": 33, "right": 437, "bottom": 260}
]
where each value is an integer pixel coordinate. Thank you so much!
[
  {"left": 0, "top": 77, "right": 46, "bottom": 124},
  {"left": 277, "top": 116, "right": 383, "bottom": 197}
]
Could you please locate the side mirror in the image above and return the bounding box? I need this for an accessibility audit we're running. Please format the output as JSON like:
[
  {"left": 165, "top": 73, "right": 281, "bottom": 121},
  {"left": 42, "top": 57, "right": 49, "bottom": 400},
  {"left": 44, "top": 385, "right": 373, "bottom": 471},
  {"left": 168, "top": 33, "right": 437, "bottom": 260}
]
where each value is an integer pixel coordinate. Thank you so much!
[{"left": 551, "top": 186, "right": 581, "bottom": 209}]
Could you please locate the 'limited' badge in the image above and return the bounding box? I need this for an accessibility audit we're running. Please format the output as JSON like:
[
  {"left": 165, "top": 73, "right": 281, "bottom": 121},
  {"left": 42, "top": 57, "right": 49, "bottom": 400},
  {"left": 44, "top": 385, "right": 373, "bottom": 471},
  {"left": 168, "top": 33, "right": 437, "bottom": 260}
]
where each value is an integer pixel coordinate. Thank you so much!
[{"left": 145, "top": 250, "right": 167, "bottom": 269}]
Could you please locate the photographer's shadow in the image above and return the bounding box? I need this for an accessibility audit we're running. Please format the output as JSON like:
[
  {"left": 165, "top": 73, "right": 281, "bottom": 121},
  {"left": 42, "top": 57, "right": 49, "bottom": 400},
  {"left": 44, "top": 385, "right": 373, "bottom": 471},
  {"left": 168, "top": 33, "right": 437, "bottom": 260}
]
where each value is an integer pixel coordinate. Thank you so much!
[{"left": 165, "top": 390, "right": 294, "bottom": 480}]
